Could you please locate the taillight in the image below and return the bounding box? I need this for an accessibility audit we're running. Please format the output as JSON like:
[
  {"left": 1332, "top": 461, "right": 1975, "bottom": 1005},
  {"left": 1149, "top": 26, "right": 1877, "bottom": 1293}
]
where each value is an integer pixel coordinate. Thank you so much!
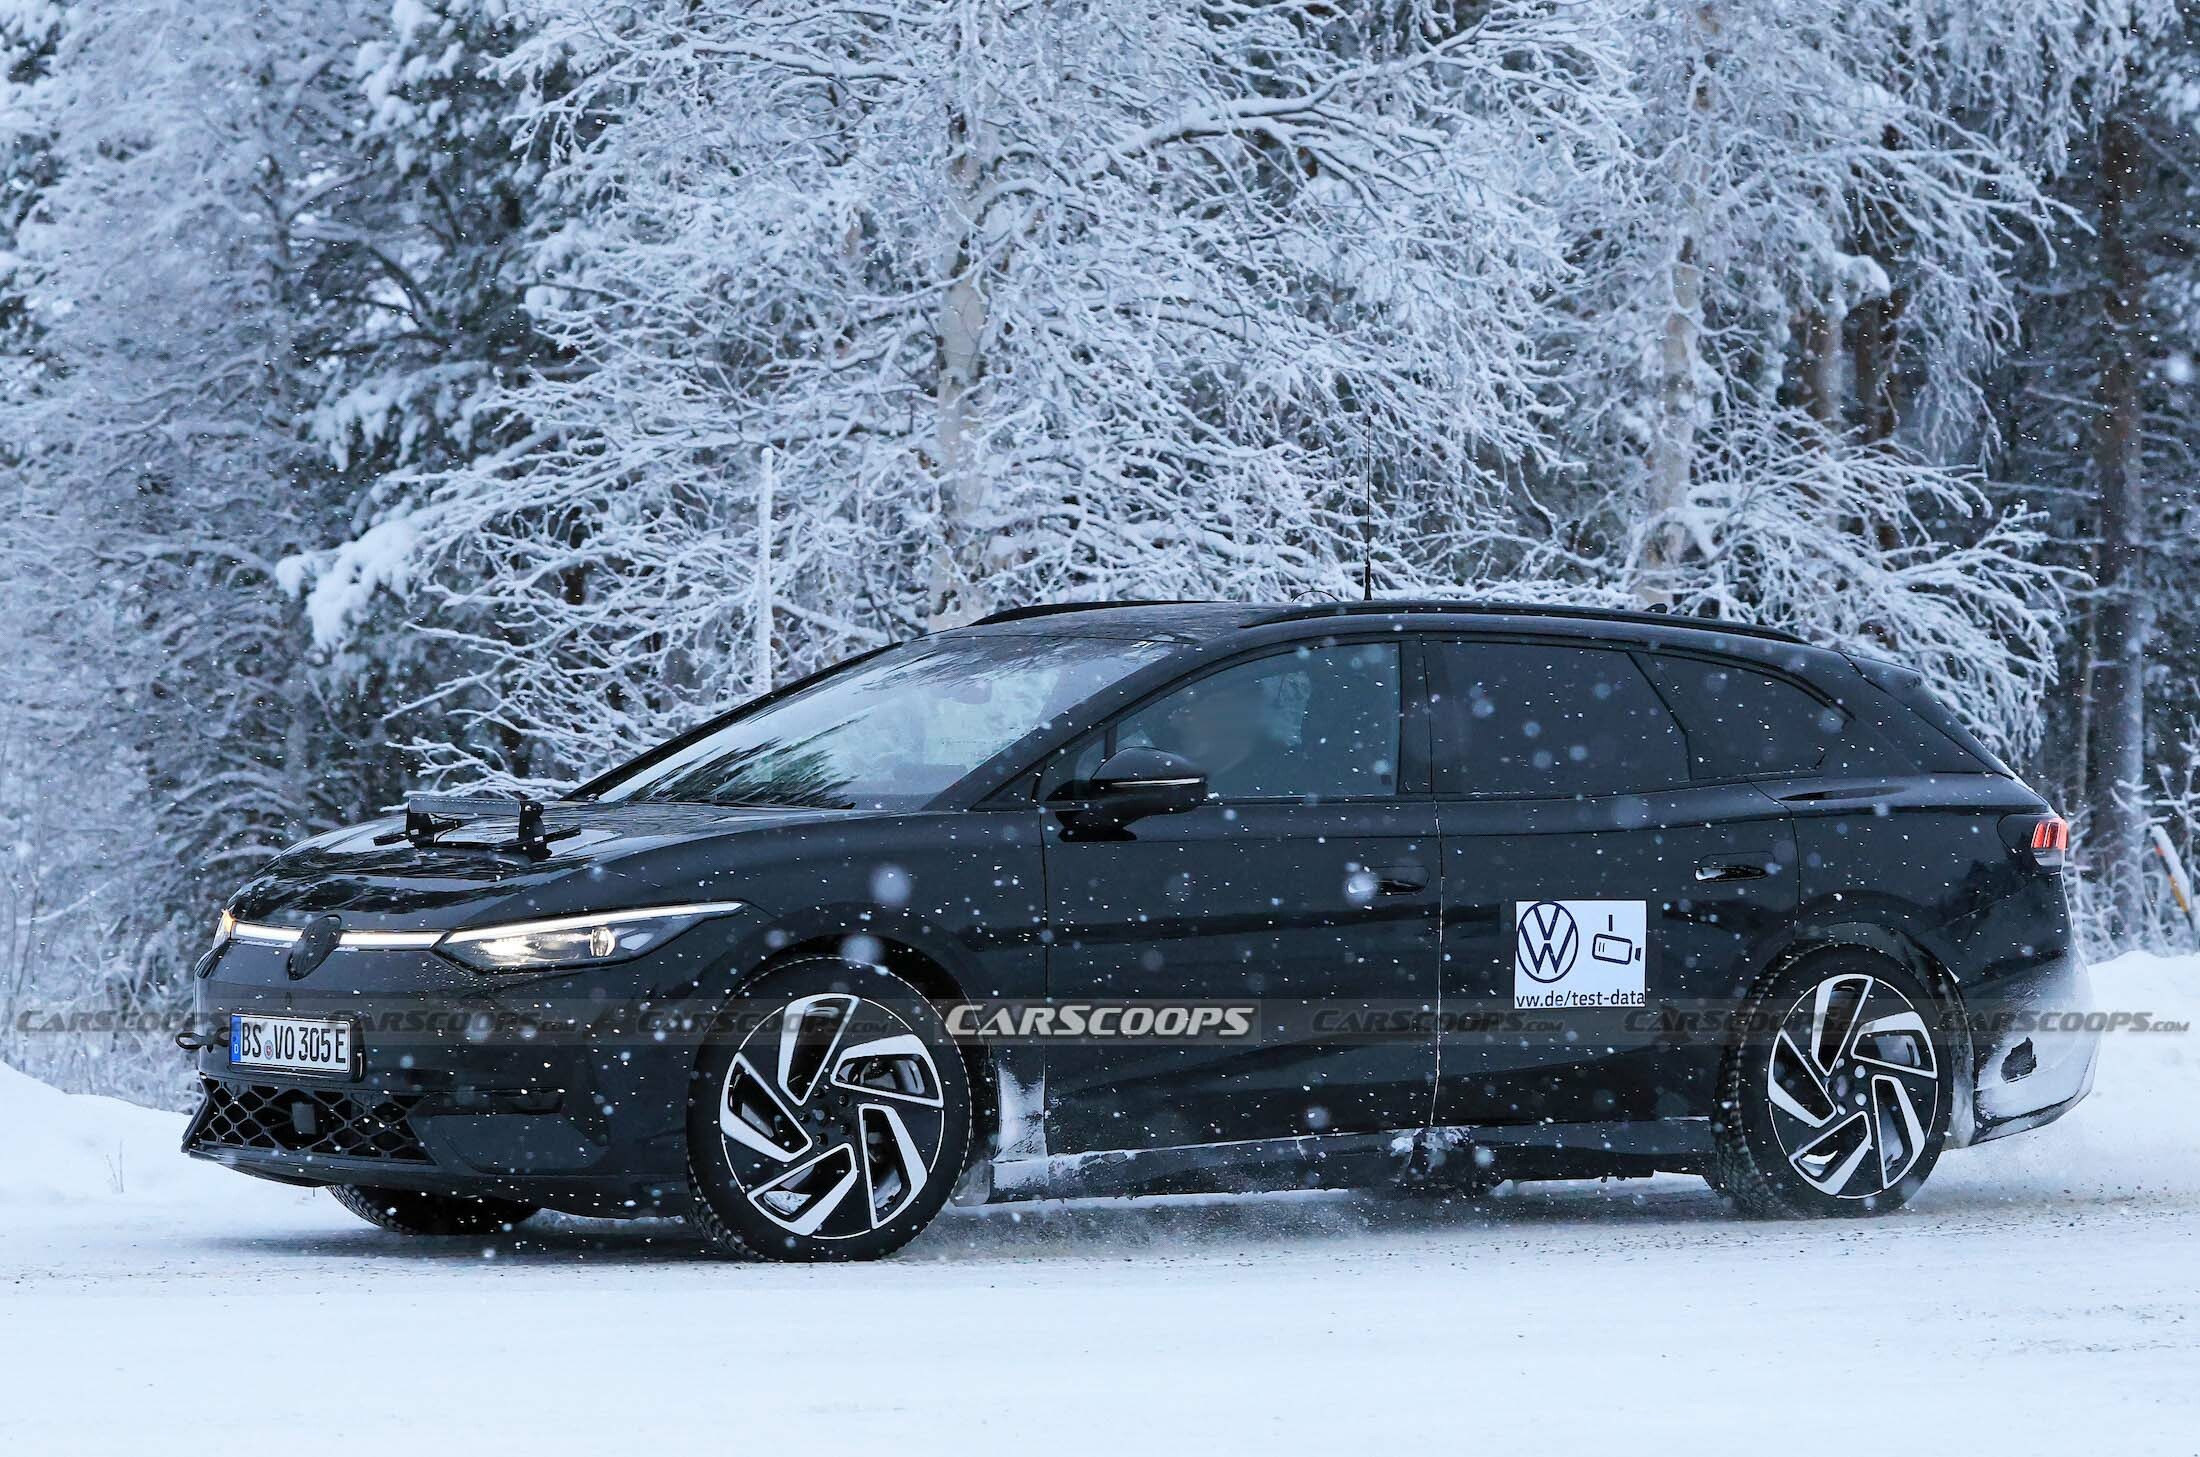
[
  {"left": 2026, "top": 816, "right": 2069, "bottom": 871},
  {"left": 2000, "top": 813, "right": 2068, "bottom": 872}
]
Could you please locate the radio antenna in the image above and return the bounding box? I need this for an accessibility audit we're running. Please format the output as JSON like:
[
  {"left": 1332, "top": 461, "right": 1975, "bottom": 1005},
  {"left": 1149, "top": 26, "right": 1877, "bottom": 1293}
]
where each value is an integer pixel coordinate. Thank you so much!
[{"left": 1360, "top": 474, "right": 1375, "bottom": 602}]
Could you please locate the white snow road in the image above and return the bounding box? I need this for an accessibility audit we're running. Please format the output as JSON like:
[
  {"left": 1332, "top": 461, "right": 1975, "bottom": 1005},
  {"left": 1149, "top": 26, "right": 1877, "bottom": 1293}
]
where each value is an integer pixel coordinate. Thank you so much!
[{"left": 5, "top": 953, "right": 2196, "bottom": 1457}]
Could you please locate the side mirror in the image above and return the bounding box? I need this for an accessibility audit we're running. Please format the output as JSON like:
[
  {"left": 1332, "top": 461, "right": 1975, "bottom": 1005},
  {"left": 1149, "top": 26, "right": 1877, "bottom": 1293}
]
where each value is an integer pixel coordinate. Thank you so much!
[{"left": 1051, "top": 748, "right": 1209, "bottom": 834}]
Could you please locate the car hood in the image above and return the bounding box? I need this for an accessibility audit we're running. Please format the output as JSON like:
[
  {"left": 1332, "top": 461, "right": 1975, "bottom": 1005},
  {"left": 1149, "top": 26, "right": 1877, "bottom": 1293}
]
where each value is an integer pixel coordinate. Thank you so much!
[{"left": 224, "top": 801, "right": 857, "bottom": 930}]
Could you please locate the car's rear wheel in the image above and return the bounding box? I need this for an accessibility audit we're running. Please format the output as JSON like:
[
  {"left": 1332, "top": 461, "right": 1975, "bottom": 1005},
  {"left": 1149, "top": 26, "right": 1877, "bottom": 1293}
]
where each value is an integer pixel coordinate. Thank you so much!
[
  {"left": 686, "top": 956, "right": 973, "bottom": 1262},
  {"left": 329, "top": 1184, "right": 540, "bottom": 1235},
  {"left": 1709, "top": 951, "right": 1952, "bottom": 1218}
]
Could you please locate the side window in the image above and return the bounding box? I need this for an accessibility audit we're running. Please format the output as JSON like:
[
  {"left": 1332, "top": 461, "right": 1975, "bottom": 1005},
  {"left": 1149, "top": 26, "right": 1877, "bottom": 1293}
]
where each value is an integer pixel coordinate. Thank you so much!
[
  {"left": 1641, "top": 654, "right": 1846, "bottom": 778},
  {"left": 1110, "top": 642, "right": 1401, "bottom": 801},
  {"left": 1430, "top": 641, "right": 1688, "bottom": 797}
]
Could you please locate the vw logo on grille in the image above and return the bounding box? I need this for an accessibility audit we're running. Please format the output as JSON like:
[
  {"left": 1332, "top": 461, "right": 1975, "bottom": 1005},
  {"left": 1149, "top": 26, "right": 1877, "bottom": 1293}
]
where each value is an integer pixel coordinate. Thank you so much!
[{"left": 287, "top": 916, "right": 343, "bottom": 980}]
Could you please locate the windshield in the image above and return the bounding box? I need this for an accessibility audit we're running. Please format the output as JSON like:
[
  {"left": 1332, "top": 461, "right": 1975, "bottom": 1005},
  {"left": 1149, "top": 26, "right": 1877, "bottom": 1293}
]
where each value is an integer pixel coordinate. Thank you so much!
[{"left": 591, "top": 634, "right": 1175, "bottom": 810}]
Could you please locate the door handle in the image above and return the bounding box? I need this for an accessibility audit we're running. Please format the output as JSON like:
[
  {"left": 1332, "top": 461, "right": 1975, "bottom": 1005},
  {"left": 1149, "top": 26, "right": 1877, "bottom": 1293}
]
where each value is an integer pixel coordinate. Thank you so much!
[
  {"left": 1367, "top": 863, "right": 1430, "bottom": 894},
  {"left": 1695, "top": 855, "right": 1773, "bottom": 883},
  {"left": 1776, "top": 783, "right": 1900, "bottom": 805}
]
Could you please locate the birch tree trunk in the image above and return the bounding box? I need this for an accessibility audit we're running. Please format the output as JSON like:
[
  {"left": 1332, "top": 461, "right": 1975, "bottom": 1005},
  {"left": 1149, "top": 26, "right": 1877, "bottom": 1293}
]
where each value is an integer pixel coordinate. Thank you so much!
[
  {"left": 1637, "top": 4, "right": 1718, "bottom": 604},
  {"left": 755, "top": 445, "right": 775, "bottom": 695},
  {"left": 926, "top": 6, "right": 992, "bottom": 630},
  {"left": 1797, "top": 307, "right": 1842, "bottom": 430},
  {"left": 1645, "top": 233, "right": 1704, "bottom": 569}
]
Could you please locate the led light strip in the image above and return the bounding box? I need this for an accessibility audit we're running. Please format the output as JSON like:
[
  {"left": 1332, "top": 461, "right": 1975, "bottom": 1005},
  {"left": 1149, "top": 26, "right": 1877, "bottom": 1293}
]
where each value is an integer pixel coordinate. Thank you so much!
[
  {"left": 438, "top": 901, "right": 749, "bottom": 945},
  {"left": 335, "top": 929, "right": 448, "bottom": 949},
  {"left": 227, "top": 901, "right": 746, "bottom": 952},
  {"left": 228, "top": 922, "right": 303, "bottom": 946}
]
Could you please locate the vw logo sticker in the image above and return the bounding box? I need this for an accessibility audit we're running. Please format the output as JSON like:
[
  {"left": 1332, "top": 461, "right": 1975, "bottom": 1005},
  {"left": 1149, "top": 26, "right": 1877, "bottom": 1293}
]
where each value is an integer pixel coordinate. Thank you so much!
[
  {"left": 1513, "top": 900, "right": 1647, "bottom": 1009},
  {"left": 1515, "top": 901, "right": 1580, "bottom": 984}
]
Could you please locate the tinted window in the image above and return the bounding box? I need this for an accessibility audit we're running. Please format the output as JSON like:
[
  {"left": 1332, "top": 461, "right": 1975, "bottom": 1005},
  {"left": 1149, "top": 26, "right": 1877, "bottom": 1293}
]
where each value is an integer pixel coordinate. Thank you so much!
[
  {"left": 1112, "top": 642, "right": 1400, "bottom": 801},
  {"left": 592, "top": 634, "right": 1173, "bottom": 810},
  {"left": 1430, "top": 641, "right": 1687, "bottom": 797},
  {"left": 1851, "top": 657, "right": 2011, "bottom": 775},
  {"left": 1642, "top": 654, "right": 1845, "bottom": 778}
]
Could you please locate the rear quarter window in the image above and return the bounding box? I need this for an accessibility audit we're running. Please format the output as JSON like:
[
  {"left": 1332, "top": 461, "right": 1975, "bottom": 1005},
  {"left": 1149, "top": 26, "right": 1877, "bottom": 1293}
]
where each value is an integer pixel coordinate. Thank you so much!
[
  {"left": 1850, "top": 657, "right": 2013, "bottom": 776},
  {"left": 1640, "top": 654, "right": 1847, "bottom": 779}
]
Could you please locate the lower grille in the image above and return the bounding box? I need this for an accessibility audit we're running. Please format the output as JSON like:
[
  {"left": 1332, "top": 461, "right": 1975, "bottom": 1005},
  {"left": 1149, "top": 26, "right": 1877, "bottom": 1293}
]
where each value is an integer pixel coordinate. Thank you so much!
[{"left": 187, "top": 1080, "right": 431, "bottom": 1163}]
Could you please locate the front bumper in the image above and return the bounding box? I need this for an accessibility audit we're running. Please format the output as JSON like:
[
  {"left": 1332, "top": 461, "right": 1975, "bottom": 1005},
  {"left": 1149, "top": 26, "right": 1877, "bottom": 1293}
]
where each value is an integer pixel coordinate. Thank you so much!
[
  {"left": 183, "top": 916, "right": 758, "bottom": 1215},
  {"left": 183, "top": 1076, "right": 689, "bottom": 1216}
]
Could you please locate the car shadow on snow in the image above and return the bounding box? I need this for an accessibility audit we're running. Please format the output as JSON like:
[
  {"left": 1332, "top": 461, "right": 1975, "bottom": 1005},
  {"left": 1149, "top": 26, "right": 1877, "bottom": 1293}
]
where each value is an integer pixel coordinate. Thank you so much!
[
  {"left": 196, "top": 1163, "right": 2152, "bottom": 1268},
  {"left": 192, "top": 1176, "right": 1736, "bottom": 1267}
]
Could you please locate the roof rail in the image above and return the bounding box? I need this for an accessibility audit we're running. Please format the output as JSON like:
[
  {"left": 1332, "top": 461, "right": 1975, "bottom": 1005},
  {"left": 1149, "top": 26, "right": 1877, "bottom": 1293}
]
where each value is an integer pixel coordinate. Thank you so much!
[
  {"left": 965, "top": 600, "right": 1209, "bottom": 627},
  {"left": 1253, "top": 599, "right": 1808, "bottom": 646}
]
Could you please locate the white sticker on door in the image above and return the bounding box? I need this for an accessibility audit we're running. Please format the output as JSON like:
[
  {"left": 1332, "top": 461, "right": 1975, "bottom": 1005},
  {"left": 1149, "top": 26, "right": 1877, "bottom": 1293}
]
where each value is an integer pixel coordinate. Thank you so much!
[{"left": 1513, "top": 900, "right": 1646, "bottom": 1008}]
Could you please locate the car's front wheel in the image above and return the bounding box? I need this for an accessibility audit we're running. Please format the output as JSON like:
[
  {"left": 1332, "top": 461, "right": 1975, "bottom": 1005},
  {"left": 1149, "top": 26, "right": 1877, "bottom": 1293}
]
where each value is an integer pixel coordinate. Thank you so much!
[
  {"left": 686, "top": 956, "right": 973, "bottom": 1262},
  {"left": 328, "top": 1184, "right": 540, "bottom": 1235},
  {"left": 1709, "top": 951, "right": 1953, "bottom": 1218}
]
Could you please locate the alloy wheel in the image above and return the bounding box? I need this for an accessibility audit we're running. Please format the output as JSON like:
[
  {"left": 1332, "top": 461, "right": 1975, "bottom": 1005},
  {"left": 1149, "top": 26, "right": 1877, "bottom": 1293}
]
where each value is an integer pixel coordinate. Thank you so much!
[
  {"left": 716, "top": 992, "right": 949, "bottom": 1243},
  {"left": 1763, "top": 971, "right": 1941, "bottom": 1201}
]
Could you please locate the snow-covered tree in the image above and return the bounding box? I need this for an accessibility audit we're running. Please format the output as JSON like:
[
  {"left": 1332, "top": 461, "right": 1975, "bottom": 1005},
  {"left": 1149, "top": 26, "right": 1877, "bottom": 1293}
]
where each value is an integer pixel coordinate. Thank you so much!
[
  {"left": 0, "top": 0, "right": 579, "bottom": 1080},
  {"left": 0, "top": 0, "right": 489, "bottom": 1014},
  {"left": 281, "top": 0, "right": 569, "bottom": 782},
  {"left": 1508, "top": 0, "right": 2128, "bottom": 757},
  {"left": 3, "top": 0, "right": 386, "bottom": 995},
  {"left": 1997, "top": 1, "right": 2197, "bottom": 935},
  {"left": 335, "top": 0, "right": 1637, "bottom": 779},
  {"left": 5, "top": 0, "right": 2195, "bottom": 1085}
]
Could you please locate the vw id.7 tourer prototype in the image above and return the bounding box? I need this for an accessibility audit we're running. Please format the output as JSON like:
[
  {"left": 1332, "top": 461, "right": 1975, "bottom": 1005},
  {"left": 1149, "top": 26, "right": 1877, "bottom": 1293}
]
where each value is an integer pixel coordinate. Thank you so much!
[{"left": 186, "top": 602, "right": 2096, "bottom": 1260}]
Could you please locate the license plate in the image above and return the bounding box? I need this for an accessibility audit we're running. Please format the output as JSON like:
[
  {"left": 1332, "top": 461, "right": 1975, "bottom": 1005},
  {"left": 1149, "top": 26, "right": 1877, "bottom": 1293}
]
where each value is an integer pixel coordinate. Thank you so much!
[{"left": 228, "top": 1014, "right": 355, "bottom": 1077}]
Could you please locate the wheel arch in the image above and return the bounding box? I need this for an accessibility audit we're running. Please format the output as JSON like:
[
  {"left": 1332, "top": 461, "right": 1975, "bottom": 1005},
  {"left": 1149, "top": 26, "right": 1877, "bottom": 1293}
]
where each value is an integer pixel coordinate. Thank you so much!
[
  {"left": 700, "top": 922, "right": 1006, "bottom": 1184},
  {"left": 1754, "top": 920, "right": 1978, "bottom": 1147}
]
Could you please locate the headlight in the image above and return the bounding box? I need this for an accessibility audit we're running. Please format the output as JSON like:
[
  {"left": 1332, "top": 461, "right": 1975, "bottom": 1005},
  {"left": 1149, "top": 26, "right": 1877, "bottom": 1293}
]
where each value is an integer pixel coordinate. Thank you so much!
[
  {"left": 214, "top": 908, "right": 236, "bottom": 949},
  {"left": 435, "top": 902, "right": 745, "bottom": 973}
]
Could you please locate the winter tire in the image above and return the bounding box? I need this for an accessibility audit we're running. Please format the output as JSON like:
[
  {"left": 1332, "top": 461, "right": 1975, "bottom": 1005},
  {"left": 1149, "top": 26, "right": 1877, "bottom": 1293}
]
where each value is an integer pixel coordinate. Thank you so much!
[
  {"left": 329, "top": 1184, "right": 540, "bottom": 1235},
  {"left": 686, "top": 956, "right": 973, "bottom": 1262},
  {"left": 1709, "top": 950, "right": 1952, "bottom": 1218}
]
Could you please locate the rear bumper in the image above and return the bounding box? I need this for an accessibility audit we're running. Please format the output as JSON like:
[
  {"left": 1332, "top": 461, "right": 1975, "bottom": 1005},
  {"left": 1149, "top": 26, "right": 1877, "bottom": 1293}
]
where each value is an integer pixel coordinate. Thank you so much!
[{"left": 1960, "top": 952, "right": 2099, "bottom": 1147}]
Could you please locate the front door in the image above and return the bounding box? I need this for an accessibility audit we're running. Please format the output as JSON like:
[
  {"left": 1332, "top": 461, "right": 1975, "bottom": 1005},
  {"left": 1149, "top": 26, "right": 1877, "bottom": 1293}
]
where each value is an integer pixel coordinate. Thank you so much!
[{"left": 1041, "top": 639, "right": 1441, "bottom": 1155}]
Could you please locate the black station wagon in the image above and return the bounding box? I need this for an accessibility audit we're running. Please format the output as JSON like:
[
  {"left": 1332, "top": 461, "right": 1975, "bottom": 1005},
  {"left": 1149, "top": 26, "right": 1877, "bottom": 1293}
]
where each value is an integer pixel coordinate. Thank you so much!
[{"left": 185, "top": 602, "right": 2096, "bottom": 1260}]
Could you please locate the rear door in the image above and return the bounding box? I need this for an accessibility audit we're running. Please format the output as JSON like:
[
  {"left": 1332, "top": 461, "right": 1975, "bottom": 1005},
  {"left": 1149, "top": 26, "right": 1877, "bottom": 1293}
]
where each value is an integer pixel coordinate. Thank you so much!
[
  {"left": 1428, "top": 637, "right": 1799, "bottom": 1128},
  {"left": 1040, "top": 637, "right": 1440, "bottom": 1156}
]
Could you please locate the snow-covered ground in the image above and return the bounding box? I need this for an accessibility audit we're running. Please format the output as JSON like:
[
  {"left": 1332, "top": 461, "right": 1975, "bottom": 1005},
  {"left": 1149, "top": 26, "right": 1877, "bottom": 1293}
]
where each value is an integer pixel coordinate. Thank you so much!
[{"left": 5, "top": 954, "right": 2196, "bottom": 1457}]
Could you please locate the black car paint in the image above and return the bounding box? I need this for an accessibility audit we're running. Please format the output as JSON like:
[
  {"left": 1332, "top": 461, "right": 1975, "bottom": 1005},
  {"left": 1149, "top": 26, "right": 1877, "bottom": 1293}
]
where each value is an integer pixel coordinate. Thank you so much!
[
  {"left": 1043, "top": 794, "right": 1443, "bottom": 1154},
  {"left": 187, "top": 603, "right": 2089, "bottom": 1216},
  {"left": 1433, "top": 778, "right": 1801, "bottom": 1130}
]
